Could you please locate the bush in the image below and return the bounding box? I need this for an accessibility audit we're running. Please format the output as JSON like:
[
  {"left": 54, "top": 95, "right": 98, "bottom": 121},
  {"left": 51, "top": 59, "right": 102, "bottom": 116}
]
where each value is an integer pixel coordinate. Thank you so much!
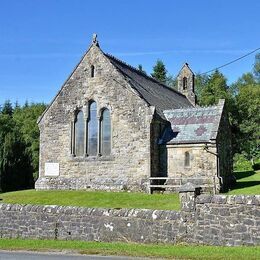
[
  {"left": 233, "top": 154, "right": 253, "bottom": 171},
  {"left": 252, "top": 161, "right": 260, "bottom": 171}
]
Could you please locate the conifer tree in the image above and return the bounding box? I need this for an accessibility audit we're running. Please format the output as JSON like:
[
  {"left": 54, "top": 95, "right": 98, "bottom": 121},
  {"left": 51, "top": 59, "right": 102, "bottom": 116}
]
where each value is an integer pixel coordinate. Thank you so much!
[
  {"left": 1, "top": 100, "right": 13, "bottom": 116},
  {"left": 138, "top": 64, "right": 146, "bottom": 74},
  {"left": 151, "top": 60, "right": 167, "bottom": 84}
]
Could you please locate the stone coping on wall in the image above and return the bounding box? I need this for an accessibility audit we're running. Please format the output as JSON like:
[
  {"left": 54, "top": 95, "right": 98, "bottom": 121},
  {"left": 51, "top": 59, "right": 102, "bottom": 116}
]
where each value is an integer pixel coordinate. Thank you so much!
[
  {"left": 0, "top": 203, "right": 181, "bottom": 220},
  {"left": 196, "top": 194, "right": 260, "bottom": 205}
]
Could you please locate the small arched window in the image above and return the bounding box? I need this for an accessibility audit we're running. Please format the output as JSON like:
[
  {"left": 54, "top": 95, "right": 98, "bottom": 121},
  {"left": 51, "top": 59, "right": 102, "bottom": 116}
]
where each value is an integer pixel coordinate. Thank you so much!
[
  {"left": 101, "top": 108, "right": 111, "bottom": 155},
  {"left": 88, "top": 101, "right": 98, "bottom": 156},
  {"left": 91, "top": 65, "right": 95, "bottom": 77},
  {"left": 74, "top": 111, "right": 85, "bottom": 156},
  {"left": 184, "top": 151, "right": 190, "bottom": 167},
  {"left": 183, "top": 77, "right": 187, "bottom": 90}
]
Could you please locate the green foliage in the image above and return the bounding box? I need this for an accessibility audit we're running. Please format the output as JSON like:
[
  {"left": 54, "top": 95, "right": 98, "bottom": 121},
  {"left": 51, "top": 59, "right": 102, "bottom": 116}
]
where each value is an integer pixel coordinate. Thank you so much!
[
  {"left": 233, "top": 154, "right": 253, "bottom": 171},
  {"left": 235, "top": 83, "right": 260, "bottom": 159},
  {"left": 0, "top": 100, "right": 13, "bottom": 116},
  {"left": 0, "top": 112, "right": 33, "bottom": 191},
  {"left": 254, "top": 53, "right": 260, "bottom": 82},
  {"left": 137, "top": 64, "right": 146, "bottom": 74},
  {"left": 13, "top": 103, "right": 46, "bottom": 179},
  {"left": 0, "top": 190, "right": 180, "bottom": 210},
  {"left": 151, "top": 59, "right": 177, "bottom": 89},
  {"left": 195, "top": 73, "right": 209, "bottom": 102},
  {"left": 198, "top": 70, "right": 232, "bottom": 107},
  {"left": 165, "top": 74, "right": 177, "bottom": 89},
  {"left": 253, "top": 161, "right": 260, "bottom": 171},
  {"left": 151, "top": 59, "right": 167, "bottom": 84},
  {"left": 0, "top": 102, "right": 46, "bottom": 191},
  {"left": 197, "top": 54, "right": 260, "bottom": 163}
]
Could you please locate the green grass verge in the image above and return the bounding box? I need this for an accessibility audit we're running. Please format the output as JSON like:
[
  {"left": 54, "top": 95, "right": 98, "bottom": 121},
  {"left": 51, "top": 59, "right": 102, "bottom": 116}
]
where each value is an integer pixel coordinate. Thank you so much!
[
  {"left": 0, "top": 239, "right": 259, "bottom": 259},
  {"left": 226, "top": 170, "right": 260, "bottom": 195},
  {"left": 0, "top": 189, "right": 180, "bottom": 210}
]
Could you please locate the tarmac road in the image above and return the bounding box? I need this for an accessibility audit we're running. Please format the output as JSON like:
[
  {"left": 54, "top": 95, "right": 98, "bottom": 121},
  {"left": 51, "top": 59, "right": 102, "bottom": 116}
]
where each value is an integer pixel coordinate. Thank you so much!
[{"left": 0, "top": 251, "right": 148, "bottom": 260}]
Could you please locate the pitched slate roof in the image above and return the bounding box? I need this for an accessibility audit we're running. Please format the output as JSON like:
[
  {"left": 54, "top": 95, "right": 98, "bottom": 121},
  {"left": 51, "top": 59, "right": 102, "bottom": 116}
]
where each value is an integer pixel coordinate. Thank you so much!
[
  {"left": 37, "top": 37, "right": 193, "bottom": 124},
  {"left": 160, "top": 100, "right": 225, "bottom": 144},
  {"left": 105, "top": 54, "right": 193, "bottom": 117}
]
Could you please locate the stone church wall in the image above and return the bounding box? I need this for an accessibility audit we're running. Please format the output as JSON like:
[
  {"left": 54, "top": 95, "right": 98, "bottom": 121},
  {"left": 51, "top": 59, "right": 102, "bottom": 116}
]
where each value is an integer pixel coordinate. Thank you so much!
[
  {"left": 216, "top": 110, "right": 233, "bottom": 190},
  {"left": 166, "top": 143, "right": 220, "bottom": 191},
  {"left": 36, "top": 45, "right": 155, "bottom": 192},
  {"left": 0, "top": 194, "right": 259, "bottom": 246},
  {"left": 150, "top": 117, "right": 169, "bottom": 178}
]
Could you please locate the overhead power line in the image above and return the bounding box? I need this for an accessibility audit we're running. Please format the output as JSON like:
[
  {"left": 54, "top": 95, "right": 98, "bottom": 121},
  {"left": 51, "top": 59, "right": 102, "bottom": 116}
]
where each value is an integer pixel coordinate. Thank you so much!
[{"left": 200, "top": 47, "right": 260, "bottom": 75}]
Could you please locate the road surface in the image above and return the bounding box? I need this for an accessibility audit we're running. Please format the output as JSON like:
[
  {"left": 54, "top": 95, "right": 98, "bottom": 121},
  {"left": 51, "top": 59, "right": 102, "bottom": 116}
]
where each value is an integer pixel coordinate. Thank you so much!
[{"left": 0, "top": 251, "right": 148, "bottom": 260}]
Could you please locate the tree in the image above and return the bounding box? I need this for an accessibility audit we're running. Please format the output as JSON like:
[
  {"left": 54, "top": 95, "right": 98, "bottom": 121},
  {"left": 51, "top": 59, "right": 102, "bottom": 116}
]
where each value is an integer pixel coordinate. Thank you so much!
[
  {"left": 13, "top": 102, "right": 46, "bottom": 180},
  {"left": 165, "top": 74, "right": 177, "bottom": 90},
  {"left": 0, "top": 101, "right": 46, "bottom": 191},
  {"left": 1, "top": 100, "right": 13, "bottom": 116},
  {"left": 253, "top": 53, "right": 260, "bottom": 82},
  {"left": 195, "top": 73, "right": 209, "bottom": 103},
  {"left": 151, "top": 60, "right": 167, "bottom": 84},
  {"left": 234, "top": 81, "right": 260, "bottom": 162},
  {"left": 229, "top": 53, "right": 260, "bottom": 163},
  {"left": 0, "top": 111, "right": 34, "bottom": 191},
  {"left": 137, "top": 64, "right": 146, "bottom": 74},
  {"left": 199, "top": 70, "right": 231, "bottom": 106}
]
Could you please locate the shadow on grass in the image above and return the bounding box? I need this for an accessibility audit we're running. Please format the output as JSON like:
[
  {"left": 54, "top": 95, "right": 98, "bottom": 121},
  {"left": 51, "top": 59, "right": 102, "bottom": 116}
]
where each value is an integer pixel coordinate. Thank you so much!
[
  {"left": 234, "top": 170, "right": 255, "bottom": 180},
  {"left": 233, "top": 181, "right": 260, "bottom": 190},
  {"left": 227, "top": 170, "right": 260, "bottom": 192}
]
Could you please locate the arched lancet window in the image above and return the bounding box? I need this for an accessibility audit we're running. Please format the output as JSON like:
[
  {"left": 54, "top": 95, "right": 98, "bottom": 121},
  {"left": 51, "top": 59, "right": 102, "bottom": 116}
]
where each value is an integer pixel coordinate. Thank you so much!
[
  {"left": 88, "top": 101, "right": 98, "bottom": 156},
  {"left": 91, "top": 65, "right": 95, "bottom": 77},
  {"left": 184, "top": 151, "right": 190, "bottom": 167},
  {"left": 74, "top": 111, "right": 85, "bottom": 156},
  {"left": 101, "top": 108, "right": 111, "bottom": 155},
  {"left": 183, "top": 77, "right": 187, "bottom": 90}
]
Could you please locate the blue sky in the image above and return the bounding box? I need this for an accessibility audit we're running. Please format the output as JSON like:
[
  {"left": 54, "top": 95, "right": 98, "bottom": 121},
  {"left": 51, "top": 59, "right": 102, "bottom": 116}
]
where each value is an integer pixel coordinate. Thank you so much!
[{"left": 0, "top": 0, "right": 259, "bottom": 105}]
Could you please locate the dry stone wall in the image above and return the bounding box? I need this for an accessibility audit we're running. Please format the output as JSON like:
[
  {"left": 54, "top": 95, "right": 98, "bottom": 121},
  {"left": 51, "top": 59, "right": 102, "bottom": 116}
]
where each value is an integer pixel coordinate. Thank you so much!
[
  {"left": 194, "top": 194, "right": 260, "bottom": 246},
  {"left": 0, "top": 193, "right": 259, "bottom": 246},
  {"left": 0, "top": 204, "right": 185, "bottom": 244}
]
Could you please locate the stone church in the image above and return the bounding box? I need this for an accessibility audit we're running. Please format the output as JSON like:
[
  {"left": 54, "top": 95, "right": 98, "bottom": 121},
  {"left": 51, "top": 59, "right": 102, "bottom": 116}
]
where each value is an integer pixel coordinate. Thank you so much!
[{"left": 35, "top": 35, "right": 232, "bottom": 193}]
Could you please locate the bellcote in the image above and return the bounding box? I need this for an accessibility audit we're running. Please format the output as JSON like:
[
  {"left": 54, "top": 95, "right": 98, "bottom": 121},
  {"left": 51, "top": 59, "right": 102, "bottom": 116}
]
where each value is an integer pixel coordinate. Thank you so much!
[{"left": 177, "top": 63, "right": 196, "bottom": 106}]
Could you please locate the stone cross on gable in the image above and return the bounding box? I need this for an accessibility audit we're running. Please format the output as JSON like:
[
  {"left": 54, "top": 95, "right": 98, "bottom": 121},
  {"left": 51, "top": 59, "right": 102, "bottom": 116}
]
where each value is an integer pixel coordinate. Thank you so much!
[{"left": 92, "top": 33, "right": 98, "bottom": 45}]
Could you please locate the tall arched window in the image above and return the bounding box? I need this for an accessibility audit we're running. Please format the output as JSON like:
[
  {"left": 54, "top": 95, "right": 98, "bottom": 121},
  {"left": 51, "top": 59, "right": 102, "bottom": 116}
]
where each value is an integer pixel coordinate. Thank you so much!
[
  {"left": 184, "top": 151, "right": 190, "bottom": 167},
  {"left": 101, "top": 108, "right": 111, "bottom": 155},
  {"left": 183, "top": 77, "right": 187, "bottom": 90},
  {"left": 88, "top": 101, "right": 98, "bottom": 156},
  {"left": 74, "top": 111, "right": 85, "bottom": 156}
]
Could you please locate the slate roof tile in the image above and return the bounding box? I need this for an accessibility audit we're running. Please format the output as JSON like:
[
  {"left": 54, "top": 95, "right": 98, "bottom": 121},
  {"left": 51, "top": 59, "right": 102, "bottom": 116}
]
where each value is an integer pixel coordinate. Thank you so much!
[
  {"left": 161, "top": 100, "right": 225, "bottom": 144},
  {"left": 105, "top": 54, "right": 193, "bottom": 118}
]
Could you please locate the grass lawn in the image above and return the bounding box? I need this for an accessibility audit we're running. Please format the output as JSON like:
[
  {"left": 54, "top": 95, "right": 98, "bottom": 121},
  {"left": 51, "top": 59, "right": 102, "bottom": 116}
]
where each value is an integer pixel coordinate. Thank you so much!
[
  {"left": 0, "top": 239, "right": 259, "bottom": 260},
  {"left": 226, "top": 170, "right": 260, "bottom": 195},
  {"left": 0, "top": 171, "right": 259, "bottom": 211},
  {"left": 0, "top": 189, "right": 180, "bottom": 210}
]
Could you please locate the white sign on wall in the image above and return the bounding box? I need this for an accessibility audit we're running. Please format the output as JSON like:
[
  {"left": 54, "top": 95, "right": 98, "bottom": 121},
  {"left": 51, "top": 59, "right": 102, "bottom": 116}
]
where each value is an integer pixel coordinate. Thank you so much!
[{"left": 45, "top": 163, "right": 59, "bottom": 177}]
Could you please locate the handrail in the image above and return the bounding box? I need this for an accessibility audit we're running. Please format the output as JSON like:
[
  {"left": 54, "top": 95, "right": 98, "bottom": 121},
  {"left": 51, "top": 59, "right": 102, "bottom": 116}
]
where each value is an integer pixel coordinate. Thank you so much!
[{"left": 148, "top": 176, "right": 216, "bottom": 194}]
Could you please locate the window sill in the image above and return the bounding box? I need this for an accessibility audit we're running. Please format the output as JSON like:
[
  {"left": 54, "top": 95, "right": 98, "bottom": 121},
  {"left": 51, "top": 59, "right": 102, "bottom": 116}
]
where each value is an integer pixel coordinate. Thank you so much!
[{"left": 69, "top": 154, "right": 114, "bottom": 162}]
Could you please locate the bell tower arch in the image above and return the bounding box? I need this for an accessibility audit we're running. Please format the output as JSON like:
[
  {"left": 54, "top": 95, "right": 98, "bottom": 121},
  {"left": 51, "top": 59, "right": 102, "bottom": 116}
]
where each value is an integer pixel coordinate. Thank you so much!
[{"left": 177, "top": 63, "right": 196, "bottom": 106}]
